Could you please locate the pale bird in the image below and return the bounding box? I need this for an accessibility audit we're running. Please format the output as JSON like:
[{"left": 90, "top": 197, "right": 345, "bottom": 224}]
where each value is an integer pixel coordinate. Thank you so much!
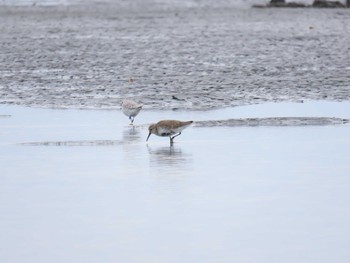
[
  {"left": 146, "top": 120, "right": 193, "bottom": 145},
  {"left": 121, "top": 99, "right": 143, "bottom": 124}
]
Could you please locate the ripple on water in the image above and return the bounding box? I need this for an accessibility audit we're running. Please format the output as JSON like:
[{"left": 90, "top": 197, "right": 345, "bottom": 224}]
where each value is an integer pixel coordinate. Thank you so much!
[{"left": 19, "top": 140, "right": 123, "bottom": 146}]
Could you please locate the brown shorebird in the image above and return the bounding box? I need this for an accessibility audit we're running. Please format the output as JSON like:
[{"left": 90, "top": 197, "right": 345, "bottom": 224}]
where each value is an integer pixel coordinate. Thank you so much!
[
  {"left": 146, "top": 120, "right": 193, "bottom": 145},
  {"left": 121, "top": 99, "right": 143, "bottom": 125}
]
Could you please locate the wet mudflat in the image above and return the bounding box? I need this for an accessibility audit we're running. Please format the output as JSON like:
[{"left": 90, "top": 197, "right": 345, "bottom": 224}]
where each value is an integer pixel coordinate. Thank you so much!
[
  {"left": 0, "top": 102, "right": 350, "bottom": 263},
  {"left": 0, "top": 0, "right": 350, "bottom": 110}
]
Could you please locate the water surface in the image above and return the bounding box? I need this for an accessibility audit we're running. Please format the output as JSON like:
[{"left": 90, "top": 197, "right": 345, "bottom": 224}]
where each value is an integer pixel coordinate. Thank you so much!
[{"left": 0, "top": 102, "right": 350, "bottom": 263}]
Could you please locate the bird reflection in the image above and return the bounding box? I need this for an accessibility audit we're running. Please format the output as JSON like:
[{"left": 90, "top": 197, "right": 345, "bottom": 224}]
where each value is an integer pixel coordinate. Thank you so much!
[
  {"left": 121, "top": 126, "right": 144, "bottom": 166},
  {"left": 147, "top": 145, "right": 193, "bottom": 173},
  {"left": 122, "top": 126, "right": 141, "bottom": 143}
]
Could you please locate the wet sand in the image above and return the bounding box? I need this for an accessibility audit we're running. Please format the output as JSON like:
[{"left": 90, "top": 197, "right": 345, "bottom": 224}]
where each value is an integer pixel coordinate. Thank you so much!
[
  {"left": 0, "top": 1, "right": 350, "bottom": 110},
  {"left": 1, "top": 102, "right": 350, "bottom": 263}
]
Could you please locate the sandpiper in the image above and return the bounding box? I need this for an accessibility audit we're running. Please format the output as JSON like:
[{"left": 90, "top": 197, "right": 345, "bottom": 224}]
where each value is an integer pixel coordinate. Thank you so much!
[
  {"left": 121, "top": 99, "right": 143, "bottom": 125},
  {"left": 146, "top": 120, "right": 193, "bottom": 145}
]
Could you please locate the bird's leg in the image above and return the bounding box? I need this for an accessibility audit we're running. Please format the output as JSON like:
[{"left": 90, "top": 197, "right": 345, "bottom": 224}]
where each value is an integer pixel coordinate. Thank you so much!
[
  {"left": 130, "top": 116, "right": 134, "bottom": 125},
  {"left": 170, "top": 132, "right": 181, "bottom": 140},
  {"left": 169, "top": 132, "right": 181, "bottom": 145}
]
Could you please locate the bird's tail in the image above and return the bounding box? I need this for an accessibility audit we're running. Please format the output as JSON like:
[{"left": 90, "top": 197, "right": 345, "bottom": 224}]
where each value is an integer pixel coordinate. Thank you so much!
[{"left": 182, "top": 121, "right": 194, "bottom": 126}]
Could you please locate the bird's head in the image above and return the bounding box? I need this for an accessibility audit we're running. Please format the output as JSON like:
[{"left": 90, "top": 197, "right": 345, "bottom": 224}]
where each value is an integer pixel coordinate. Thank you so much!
[{"left": 146, "top": 124, "right": 156, "bottom": 141}]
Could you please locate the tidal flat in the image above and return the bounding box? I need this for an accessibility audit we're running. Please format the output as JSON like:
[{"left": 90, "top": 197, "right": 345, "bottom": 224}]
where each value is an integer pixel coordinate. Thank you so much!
[
  {"left": 0, "top": 0, "right": 350, "bottom": 110},
  {"left": 1, "top": 0, "right": 350, "bottom": 262}
]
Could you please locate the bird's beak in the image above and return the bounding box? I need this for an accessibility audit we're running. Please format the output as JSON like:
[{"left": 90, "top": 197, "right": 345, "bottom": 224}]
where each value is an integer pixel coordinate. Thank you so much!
[{"left": 146, "top": 132, "right": 151, "bottom": 142}]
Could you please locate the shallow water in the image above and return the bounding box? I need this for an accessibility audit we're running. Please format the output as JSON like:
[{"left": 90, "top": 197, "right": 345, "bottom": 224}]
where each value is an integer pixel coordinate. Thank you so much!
[{"left": 1, "top": 102, "right": 350, "bottom": 263}]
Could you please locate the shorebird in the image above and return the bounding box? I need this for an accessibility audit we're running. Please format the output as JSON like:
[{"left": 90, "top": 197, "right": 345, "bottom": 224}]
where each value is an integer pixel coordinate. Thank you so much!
[
  {"left": 146, "top": 120, "right": 193, "bottom": 145},
  {"left": 121, "top": 99, "right": 143, "bottom": 125}
]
